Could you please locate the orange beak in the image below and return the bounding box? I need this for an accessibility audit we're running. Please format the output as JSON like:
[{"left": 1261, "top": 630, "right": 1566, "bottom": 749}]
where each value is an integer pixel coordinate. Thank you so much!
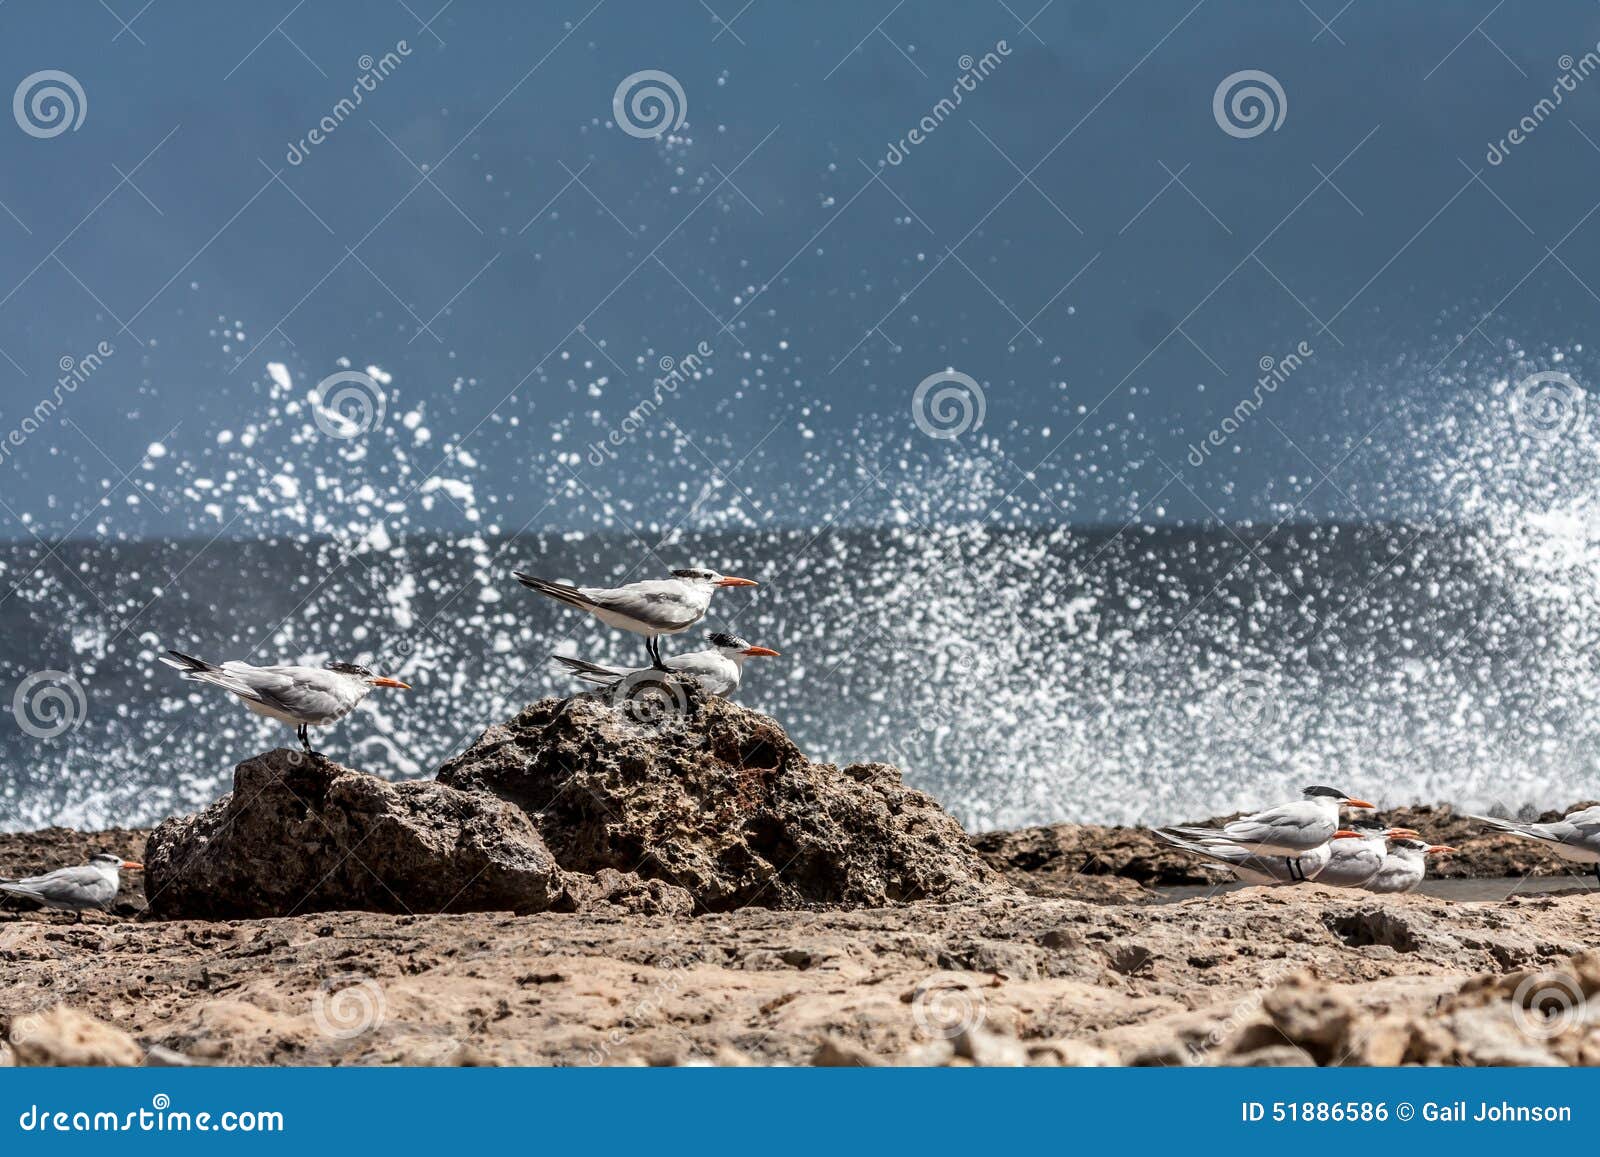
[
  {"left": 743, "top": 646, "right": 781, "bottom": 657},
  {"left": 1427, "top": 845, "right": 1457, "bottom": 855},
  {"left": 1387, "top": 827, "right": 1420, "bottom": 839},
  {"left": 716, "top": 576, "right": 758, "bottom": 588},
  {"left": 371, "top": 677, "right": 412, "bottom": 690},
  {"left": 1331, "top": 830, "right": 1363, "bottom": 839},
  {"left": 1344, "top": 798, "right": 1375, "bottom": 810},
  {"left": 121, "top": 861, "right": 143, "bottom": 871}
]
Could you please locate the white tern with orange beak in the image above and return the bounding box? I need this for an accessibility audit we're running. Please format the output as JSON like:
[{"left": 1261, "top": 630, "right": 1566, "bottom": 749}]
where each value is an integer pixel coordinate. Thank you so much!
[
  {"left": 160, "top": 650, "right": 410, "bottom": 756},
  {"left": 1, "top": 852, "right": 142, "bottom": 920},
  {"left": 1161, "top": 786, "right": 1377, "bottom": 857},
  {"left": 553, "top": 631, "right": 781, "bottom": 697},
  {"left": 514, "top": 566, "right": 758, "bottom": 668}
]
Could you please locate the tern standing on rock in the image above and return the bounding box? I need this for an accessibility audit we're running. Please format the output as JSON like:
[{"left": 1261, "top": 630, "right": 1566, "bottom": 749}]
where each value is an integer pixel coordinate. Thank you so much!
[
  {"left": 0, "top": 853, "right": 141, "bottom": 921},
  {"left": 1316, "top": 825, "right": 1417, "bottom": 889},
  {"left": 514, "top": 567, "right": 759, "bottom": 668},
  {"left": 1469, "top": 806, "right": 1600, "bottom": 884},
  {"left": 553, "top": 631, "right": 781, "bottom": 697},
  {"left": 1161, "top": 786, "right": 1376, "bottom": 858},
  {"left": 1153, "top": 827, "right": 1362, "bottom": 885},
  {"left": 160, "top": 651, "right": 410, "bottom": 756},
  {"left": 1364, "top": 837, "right": 1455, "bottom": 894}
]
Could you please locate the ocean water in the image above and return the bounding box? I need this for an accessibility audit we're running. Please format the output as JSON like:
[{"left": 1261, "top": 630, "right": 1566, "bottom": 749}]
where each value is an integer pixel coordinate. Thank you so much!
[{"left": 3, "top": 491, "right": 1598, "bottom": 835}]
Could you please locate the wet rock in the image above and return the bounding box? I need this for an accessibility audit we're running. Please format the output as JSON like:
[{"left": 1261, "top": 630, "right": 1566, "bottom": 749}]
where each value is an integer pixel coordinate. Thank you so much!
[
  {"left": 144, "top": 749, "right": 569, "bottom": 919},
  {"left": 437, "top": 691, "right": 1003, "bottom": 911},
  {"left": 8, "top": 1006, "right": 143, "bottom": 1067}
]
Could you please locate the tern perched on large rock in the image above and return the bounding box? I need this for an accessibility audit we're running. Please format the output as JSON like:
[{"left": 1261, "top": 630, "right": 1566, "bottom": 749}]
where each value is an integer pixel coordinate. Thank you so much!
[
  {"left": 160, "top": 650, "right": 410, "bottom": 756},
  {"left": 513, "top": 566, "right": 758, "bottom": 668}
]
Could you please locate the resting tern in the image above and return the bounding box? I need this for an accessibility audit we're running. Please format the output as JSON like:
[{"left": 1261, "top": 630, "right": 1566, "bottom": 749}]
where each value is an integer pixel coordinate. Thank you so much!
[
  {"left": 552, "top": 631, "right": 780, "bottom": 697},
  {"left": 1162, "top": 786, "right": 1376, "bottom": 857},
  {"left": 1468, "top": 806, "right": 1600, "bottom": 884},
  {"left": 1154, "top": 828, "right": 1363, "bottom": 885},
  {"left": 1, "top": 853, "right": 141, "bottom": 921},
  {"left": 161, "top": 650, "right": 410, "bottom": 756},
  {"left": 513, "top": 567, "right": 758, "bottom": 668},
  {"left": 1315, "top": 825, "right": 1417, "bottom": 889},
  {"left": 1364, "top": 837, "right": 1455, "bottom": 894}
]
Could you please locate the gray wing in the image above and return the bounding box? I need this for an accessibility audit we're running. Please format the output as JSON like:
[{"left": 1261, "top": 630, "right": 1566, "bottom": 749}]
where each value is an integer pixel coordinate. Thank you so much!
[
  {"left": 663, "top": 650, "right": 738, "bottom": 695},
  {"left": 233, "top": 665, "right": 358, "bottom": 720},
  {"left": 1220, "top": 802, "right": 1322, "bottom": 845},
  {"left": 581, "top": 581, "right": 704, "bottom": 630},
  {"left": 2, "top": 866, "right": 115, "bottom": 907}
]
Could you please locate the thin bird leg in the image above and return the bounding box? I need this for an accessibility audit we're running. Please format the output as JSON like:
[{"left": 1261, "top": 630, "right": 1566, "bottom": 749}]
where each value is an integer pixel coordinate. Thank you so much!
[
  {"left": 647, "top": 637, "right": 668, "bottom": 671},
  {"left": 297, "top": 723, "right": 315, "bottom": 756}
]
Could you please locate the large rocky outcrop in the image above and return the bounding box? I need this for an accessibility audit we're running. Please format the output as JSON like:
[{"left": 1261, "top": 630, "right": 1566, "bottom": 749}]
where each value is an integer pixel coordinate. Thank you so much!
[
  {"left": 143, "top": 749, "right": 568, "bottom": 919},
  {"left": 436, "top": 684, "right": 1003, "bottom": 911}
]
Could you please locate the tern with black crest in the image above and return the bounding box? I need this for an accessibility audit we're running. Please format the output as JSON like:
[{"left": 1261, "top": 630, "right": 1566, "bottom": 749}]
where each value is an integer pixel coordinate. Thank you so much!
[
  {"left": 160, "top": 650, "right": 410, "bottom": 756},
  {"left": 1, "top": 853, "right": 142, "bottom": 921},
  {"left": 553, "top": 631, "right": 780, "bottom": 697},
  {"left": 1161, "top": 786, "right": 1376, "bottom": 857},
  {"left": 513, "top": 566, "right": 759, "bottom": 668}
]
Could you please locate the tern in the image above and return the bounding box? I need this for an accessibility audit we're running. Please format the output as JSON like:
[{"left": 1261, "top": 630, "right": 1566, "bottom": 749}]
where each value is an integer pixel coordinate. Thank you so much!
[
  {"left": 1162, "top": 786, "right": 1376, "bottom": 857},
  {"left": 552, "top": 631, "right": 780, "bottom": 697},
  {"left": 161, "top": 650, "right": 410, "bottom": 756},
  {"left": 513, "top": 567, "right": 758, "bottom": 668},
  {"left": 1364, "top": 837, "right": 1456, "bottom": 894},
  {"left": 0, "top": 853, "right": 142, "bottom": 921},
  {"left": 1154, "top": 828, "right": 1364, "bottom": 885},
  {"left": 1468, "top": 806, "right": 1600, "bottom": 884},
  {"left": 1316, "top": 825, "right": 1417, "bottom": 889}
]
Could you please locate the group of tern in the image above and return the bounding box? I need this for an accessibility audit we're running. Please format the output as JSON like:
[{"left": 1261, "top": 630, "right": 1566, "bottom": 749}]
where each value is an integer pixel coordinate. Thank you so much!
[
  {"left": 1155, "top": 786, "right": 1458, "bottom": 894},
  {"left": 8, "top": 563, "right": 1600, "bottom": 920},
  {"left": 155, "top": 564, "right": 770, "bottom": 758},
  {"left": 5, "top": 565, "right": 773, "bottom": 919}
]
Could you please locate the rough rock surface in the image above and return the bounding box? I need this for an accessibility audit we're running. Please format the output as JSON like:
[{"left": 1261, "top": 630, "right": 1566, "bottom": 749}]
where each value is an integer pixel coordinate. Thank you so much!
[
  {"left": 436, "top": 689, "right": 1003, "bottom": 911},
  {"left": 142, "top": 749, "right": 568, "bottom": 919},
  {"left": 5, "top": 875, "right": 1600, "bottom": 1066}
]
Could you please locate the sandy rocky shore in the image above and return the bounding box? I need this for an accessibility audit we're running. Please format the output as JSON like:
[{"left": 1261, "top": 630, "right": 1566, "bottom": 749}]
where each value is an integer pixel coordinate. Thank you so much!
[{"left": 3, "top": 686, "right": 1599, "bottom": 1068}]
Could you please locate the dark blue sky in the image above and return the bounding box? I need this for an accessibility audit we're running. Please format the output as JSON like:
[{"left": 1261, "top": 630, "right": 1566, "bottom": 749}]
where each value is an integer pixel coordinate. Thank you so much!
[{"left": 2, "top": 0, "right": 1599, "bottom": 538}]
